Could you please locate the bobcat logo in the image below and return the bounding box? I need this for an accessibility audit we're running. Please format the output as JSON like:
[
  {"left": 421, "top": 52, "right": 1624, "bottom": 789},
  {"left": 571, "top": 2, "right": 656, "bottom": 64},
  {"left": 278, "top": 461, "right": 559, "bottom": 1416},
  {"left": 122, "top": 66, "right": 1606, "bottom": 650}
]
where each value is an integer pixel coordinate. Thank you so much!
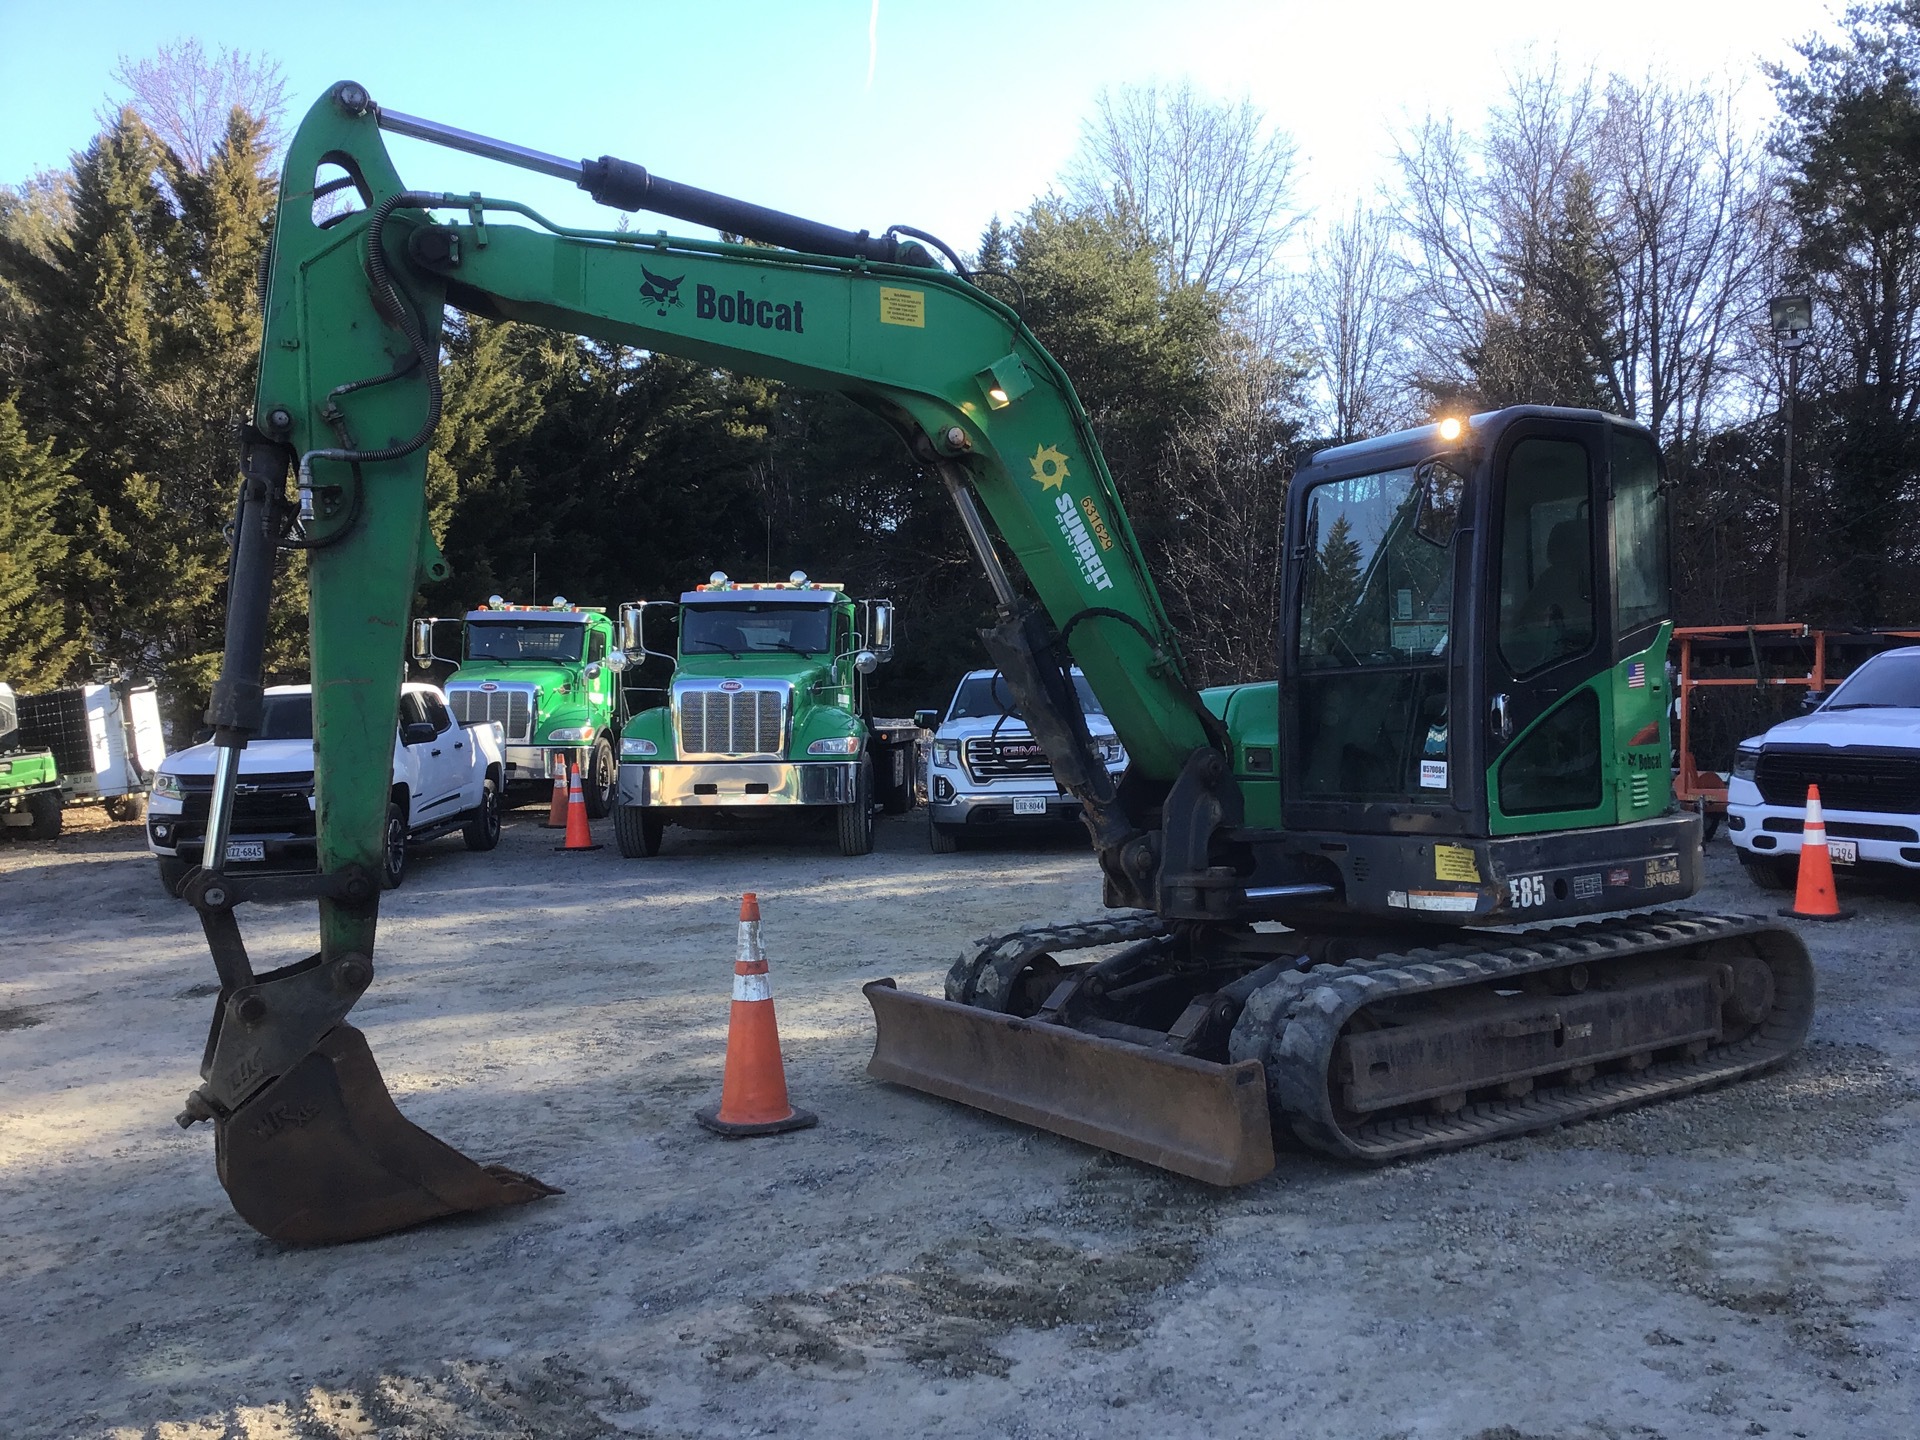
[{"left": 640, "top": 266, "right": 684, "bottom": 317}]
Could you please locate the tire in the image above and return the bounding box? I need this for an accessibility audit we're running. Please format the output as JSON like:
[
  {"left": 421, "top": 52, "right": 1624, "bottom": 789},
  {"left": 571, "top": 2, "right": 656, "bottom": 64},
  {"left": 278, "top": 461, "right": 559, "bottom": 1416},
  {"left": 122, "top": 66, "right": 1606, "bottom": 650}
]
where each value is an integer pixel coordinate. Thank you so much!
[
  {"left": 156, "top": 856, "right": 191, "bottom": 898},
  {"left": 462, "top": 776, "right": 502, "bottom": 851},
  {"left": 106, "top": 793, "right": 147, "bottom": 823},
  {"left": 381, "top": 801, "right": 409, "bottom": 889},
  {"left": 583, "top": 737, "right": 617, "bottom": 818},
  {"left": 928, "top": 819, "right": 961, "bottom": 854},
  {"left": 615, "top": 804, "right": 663, "bottom": 858},
  {"left": 24, "top": 791, "right": 61, "bottom": 841},
  {"left": 837, "top": 759, "right": 875, "bottom": 856},
  {"left": 1740, "top": 854, "right": 1795, "bottom": 892}
]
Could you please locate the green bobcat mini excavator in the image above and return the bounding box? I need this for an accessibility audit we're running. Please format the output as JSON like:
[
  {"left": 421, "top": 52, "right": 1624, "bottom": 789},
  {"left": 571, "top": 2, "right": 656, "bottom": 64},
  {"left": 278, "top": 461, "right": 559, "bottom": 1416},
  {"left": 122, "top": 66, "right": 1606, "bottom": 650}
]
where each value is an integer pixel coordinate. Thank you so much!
[{"left": 178, "top": 84, "right": 1812, "bottom": 1243}]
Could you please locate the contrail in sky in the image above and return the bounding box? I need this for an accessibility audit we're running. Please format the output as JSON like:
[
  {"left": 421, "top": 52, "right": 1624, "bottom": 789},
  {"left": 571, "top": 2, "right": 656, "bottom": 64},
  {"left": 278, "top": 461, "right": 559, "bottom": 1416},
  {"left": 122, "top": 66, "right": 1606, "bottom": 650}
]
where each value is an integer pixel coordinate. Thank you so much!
[{"left": 867, "top": 0, "right": 879, "bottom": 90}]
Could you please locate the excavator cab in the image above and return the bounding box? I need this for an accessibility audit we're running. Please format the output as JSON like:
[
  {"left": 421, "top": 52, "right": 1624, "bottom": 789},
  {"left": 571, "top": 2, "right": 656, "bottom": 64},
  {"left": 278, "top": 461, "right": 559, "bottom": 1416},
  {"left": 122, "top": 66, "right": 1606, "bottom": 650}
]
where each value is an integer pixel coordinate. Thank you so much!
[{"left": 1271, "top": 407, "right": 1697, "bottom": 926}]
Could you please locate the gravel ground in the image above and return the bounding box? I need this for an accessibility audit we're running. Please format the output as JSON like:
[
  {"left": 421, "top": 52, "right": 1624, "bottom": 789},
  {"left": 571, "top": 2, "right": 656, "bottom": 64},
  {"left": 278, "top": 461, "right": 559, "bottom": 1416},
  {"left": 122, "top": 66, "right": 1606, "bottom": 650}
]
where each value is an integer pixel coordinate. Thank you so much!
[{"left": 1, "top": 805, "right": 1916, "bottom": 1439}]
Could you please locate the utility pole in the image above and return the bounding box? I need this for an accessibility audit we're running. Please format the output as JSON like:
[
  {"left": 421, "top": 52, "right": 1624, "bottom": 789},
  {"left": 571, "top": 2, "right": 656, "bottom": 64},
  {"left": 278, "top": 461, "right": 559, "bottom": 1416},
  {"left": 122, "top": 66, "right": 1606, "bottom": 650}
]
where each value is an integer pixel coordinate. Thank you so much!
[{"left": 1769, "top": 293, "right": 1813, "bottom": 621}]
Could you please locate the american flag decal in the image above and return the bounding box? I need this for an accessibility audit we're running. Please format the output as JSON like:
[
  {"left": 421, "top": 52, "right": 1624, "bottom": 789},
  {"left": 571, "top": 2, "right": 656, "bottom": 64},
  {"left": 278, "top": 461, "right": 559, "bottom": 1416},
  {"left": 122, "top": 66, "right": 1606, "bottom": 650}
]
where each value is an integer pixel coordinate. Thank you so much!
[{"left": 1627, "top": 661, "right": 1647, "bottom": 688}]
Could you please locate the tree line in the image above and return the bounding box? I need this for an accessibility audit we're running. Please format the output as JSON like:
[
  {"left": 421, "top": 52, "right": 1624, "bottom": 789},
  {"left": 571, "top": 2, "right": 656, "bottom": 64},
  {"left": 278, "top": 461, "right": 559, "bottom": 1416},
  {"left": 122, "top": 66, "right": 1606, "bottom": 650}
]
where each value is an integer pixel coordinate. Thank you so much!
[{"left": 4, "top": 9, "right": 1919, "bottom": 732}]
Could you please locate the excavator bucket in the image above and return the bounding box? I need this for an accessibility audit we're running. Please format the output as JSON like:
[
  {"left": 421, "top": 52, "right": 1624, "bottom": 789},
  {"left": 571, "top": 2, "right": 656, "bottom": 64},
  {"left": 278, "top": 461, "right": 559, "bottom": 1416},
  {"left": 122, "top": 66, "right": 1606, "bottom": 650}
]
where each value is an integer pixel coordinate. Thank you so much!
[
  {"left": 214, "top": 1024, "right": 559, "bottom": 1245},
  {"left": 864, "top": 980, "right": 1274, "bottom": 1186}
]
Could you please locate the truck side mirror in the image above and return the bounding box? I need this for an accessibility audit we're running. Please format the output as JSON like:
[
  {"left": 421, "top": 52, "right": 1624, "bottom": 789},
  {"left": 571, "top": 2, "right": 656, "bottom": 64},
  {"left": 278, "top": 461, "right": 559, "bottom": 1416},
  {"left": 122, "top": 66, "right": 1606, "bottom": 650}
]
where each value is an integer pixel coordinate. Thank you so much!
[
  {"left": 401, "top": 720, "right": 437, "bottom": 746},
  {"left": 409, "top": 618, "right": 438, "bottom": 667},
  {"left": 1800, "top": 690, "right": 1825, "bottom": 713},
  {"left": 914, "top": 708, "right": 939, "bottom": 730},
  {"left": 619, "top": 602, "right": 644, "bottom": 653},
  {"left": 869, "top": 600, "right": 895, "bottom": 662},
  {"left": 585, "top": 661, "right": 603, "bottom": 682},
  {"left": 854, "top": 650, "right": 879, "bottom": 675},
  {"left": 605, "top": 650, "right": 630, "bottom": 674}
]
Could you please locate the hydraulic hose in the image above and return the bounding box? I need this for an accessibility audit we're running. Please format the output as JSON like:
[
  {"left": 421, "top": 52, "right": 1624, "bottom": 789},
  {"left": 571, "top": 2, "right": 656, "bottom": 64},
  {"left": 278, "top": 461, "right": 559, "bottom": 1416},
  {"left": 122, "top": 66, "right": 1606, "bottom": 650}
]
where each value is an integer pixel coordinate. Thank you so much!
[{"left": 294, "top": 191, "right": 447, "bottom": 508}]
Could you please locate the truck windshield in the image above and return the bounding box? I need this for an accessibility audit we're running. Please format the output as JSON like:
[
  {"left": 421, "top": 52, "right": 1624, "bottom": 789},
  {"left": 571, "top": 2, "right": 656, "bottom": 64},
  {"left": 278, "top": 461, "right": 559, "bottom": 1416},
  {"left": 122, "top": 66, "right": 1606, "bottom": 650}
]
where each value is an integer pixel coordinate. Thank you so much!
[
  {"left": 947, "top": 673, "right": 1103, "bottom": 722},
  {"left": 682, "top": 602, "right": 832, "bottom": 656},
  {"left": 466, "top": 622, "right": 585, "bottom": 662},
  {"left": 259, "top": 694, "right": 313, "bottom": 740},
  {"left": 1824, "top": 652, "right": 1920, "bottom": 710}
]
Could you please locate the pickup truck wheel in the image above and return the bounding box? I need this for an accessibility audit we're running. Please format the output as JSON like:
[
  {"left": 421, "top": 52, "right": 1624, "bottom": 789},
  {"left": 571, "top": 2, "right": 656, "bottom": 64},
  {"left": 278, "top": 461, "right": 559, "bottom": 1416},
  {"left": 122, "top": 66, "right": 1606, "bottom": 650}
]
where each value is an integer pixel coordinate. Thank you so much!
[
  {"left": 837, "top": 759, "right": 875, "bottom": 856},
  {"left": 462, "top": 777, "right": 502, "bottom": 851},
  {"left": 106, "top": 793, "right": 147, "bottom": 822},
  {"left": 928, "top": 819, "right": 961, "bottom": 854},
  {"left": 381, "top": 801, "right": 409, "bottom": 889},
  {"left": 155, "top": 856, "right": 190, "bottom": 898},
  {"left": 584, "top": 737, "right": 617, "bottom": 818},
  {"left": 615, "top": 804, "right": 663, "bottom": 857},
  {"left": 24, "top": 791, "right": 62, "bottom": 841},
  {"left": 1739, "top": 853, "right": 1794, "bottom": 892}
]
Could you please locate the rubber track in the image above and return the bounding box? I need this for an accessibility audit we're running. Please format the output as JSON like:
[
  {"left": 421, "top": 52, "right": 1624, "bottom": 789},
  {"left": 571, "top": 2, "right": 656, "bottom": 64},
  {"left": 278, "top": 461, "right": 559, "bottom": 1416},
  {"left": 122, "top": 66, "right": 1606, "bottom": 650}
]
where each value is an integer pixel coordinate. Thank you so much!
[
  {"left": 1229, "top": 910, "right": 1816, "bottom": 1163},
  {"left": 945, "top": 913, "right": 1167, "bottom": 1011}
]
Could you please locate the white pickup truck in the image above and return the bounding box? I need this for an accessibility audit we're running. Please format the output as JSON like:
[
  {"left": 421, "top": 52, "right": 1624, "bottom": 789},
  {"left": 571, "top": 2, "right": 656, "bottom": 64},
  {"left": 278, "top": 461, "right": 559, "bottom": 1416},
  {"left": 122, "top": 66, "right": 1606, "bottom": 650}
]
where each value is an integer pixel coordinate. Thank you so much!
[{"left": 146, "top": 682, "right": 505, "bottom": 896}]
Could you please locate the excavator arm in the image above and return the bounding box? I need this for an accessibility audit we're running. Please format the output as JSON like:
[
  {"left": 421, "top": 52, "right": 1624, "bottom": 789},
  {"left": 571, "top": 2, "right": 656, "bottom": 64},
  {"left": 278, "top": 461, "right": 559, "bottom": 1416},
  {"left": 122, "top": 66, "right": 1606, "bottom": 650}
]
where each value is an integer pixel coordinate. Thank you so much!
[{"left": 182, "top": 83, "right": 1241, "bottom": 1241}]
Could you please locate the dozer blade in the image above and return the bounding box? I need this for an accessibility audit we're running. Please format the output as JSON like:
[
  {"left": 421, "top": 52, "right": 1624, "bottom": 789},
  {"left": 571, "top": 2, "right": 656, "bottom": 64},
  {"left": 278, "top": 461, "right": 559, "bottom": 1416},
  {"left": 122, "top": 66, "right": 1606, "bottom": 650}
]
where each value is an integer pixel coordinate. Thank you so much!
[
  {"left": 864, "top": 979, "right": 1274, "bottom": 1186},
  {"left": 215, "top": 1024, "right": 560, "bottom": 1245}
]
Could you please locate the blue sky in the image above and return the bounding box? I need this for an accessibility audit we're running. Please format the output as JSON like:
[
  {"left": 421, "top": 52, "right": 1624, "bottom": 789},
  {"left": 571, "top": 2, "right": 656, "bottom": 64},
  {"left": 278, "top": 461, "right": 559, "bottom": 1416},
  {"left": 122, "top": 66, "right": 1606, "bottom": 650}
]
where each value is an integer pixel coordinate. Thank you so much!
[{"left": 2, "top": 0, "right": 1834, "bottom": 254}]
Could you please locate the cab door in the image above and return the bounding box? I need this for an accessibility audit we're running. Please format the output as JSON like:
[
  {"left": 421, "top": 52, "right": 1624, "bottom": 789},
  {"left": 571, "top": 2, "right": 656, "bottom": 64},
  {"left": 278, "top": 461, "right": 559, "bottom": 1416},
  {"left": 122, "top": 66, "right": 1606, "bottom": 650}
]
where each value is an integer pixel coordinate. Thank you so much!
[{"left": 1483, "top": 416, "right": 1614, "bottom": 836}]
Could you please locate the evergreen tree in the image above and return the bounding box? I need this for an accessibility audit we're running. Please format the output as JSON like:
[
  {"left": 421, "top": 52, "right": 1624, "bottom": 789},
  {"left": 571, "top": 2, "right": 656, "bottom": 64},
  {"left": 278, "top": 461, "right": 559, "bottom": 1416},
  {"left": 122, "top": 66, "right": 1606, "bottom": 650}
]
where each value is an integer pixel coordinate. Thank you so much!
[
  {"left": 0, "top": 397, "right": 83, "bottom": 688},
  {"left": 1770, "top": 1, "right": 1920, "bottom": 623}
]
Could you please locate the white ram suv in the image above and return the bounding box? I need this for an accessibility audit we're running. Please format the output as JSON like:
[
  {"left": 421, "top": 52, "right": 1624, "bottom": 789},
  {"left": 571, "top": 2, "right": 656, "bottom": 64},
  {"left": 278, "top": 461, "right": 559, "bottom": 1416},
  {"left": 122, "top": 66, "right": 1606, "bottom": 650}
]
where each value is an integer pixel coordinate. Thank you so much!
[
  {"left": 1726, "top": 646, "right": 1920, "bottom": 890},
  {"left": 147, "top": 683, "right": 506, "bottom": 896},
  {"left": 918, "top": 668, "right": 1126, "bottom": 853}
]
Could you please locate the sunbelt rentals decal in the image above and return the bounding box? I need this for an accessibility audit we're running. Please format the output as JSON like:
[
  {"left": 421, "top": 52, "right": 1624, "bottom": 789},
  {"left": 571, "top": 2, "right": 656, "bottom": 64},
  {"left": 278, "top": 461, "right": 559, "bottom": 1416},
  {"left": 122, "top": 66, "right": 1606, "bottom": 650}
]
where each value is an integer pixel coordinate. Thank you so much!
[{"left": 1030, "top": 444, "right": 1114, "bottom": 593}]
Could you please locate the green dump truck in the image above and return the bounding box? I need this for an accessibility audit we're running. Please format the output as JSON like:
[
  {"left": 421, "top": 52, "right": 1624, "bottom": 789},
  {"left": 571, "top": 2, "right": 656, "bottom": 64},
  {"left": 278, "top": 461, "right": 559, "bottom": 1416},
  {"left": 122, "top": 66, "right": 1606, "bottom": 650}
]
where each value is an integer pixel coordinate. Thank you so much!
[
  {"left": 0, "top": 683, "right": 64, "bottom": 840},
  {"left": 412, "top": 598, "right": 629, "bottom": 815},
  {"left": 613, "top": 571, "right": 916, "bottom": 857}
]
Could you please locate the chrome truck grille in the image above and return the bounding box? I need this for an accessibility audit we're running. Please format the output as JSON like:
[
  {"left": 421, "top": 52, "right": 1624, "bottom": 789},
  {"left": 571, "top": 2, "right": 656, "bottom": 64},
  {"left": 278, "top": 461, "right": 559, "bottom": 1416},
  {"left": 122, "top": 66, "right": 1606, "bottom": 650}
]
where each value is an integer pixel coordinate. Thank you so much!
[
  {"left": 676, "top": 683, "right": 787, "bottom": 758},
  {"left": 965, "top": 733, "right": 1054, "bottom": 779},
  {"left": 447, "top": 683, "right": 536, "bottom": 743}
]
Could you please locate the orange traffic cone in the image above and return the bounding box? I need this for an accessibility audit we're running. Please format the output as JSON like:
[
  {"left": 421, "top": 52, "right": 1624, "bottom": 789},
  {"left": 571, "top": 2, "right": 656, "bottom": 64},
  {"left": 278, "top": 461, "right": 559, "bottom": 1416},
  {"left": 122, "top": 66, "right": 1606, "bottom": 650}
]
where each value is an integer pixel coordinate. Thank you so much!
[
  {"left": 553, "top": 761, "right": 602, "bottom": 853},
  {"left": 696, "top": 893, "right": 817, "bottom": 1137},
  {"left": 541, "top": 761, "right": 569, "bottom": 828},
  {"left": 1782, "top": 784, "right": 1851, "bottom": 921}
]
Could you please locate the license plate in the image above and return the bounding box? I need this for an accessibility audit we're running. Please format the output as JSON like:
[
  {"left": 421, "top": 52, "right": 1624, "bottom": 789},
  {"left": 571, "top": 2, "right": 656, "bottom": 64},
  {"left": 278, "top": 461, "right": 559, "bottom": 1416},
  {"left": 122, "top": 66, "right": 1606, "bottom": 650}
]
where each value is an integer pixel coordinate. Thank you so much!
[
  {"left": 1828, "top": 839, "right": 1857, "bottom": 865},
  {"left": 1012, "top": 796, "right": 1048, "bottom": 816},
  {"left": 225, "top": 841, "right": 266, "bottom": 862}
]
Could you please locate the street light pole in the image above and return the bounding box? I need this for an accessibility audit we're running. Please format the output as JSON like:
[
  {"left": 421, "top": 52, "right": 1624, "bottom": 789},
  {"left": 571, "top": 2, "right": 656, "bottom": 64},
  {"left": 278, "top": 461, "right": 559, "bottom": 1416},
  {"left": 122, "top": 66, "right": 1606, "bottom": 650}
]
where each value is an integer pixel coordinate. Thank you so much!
[{"left": 1769, "top": 294, "right": 1813, "bottom": 621}]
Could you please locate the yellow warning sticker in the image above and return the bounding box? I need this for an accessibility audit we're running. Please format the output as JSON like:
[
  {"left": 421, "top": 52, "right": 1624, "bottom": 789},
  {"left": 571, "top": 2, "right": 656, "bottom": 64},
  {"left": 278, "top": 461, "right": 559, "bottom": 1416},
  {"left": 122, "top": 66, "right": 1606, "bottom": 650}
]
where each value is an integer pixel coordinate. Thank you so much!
[
  {"left": 1434, "top": 844, "right": 1481, "bottom": 883},
  {"left": 878, "top": 287, "right": 925, "bottom": 327}
]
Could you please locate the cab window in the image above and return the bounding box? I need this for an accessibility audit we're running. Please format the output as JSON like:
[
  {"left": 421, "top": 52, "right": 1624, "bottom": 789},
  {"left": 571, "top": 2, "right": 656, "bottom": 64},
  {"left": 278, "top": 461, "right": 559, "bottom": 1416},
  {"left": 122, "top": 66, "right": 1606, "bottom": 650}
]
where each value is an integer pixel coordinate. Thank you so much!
[
  {"left": 1611, "top": 430, "right": 1669, "bottom": 639},
  {"left": 1498, "top": 438, "right": 1594, "bottom": 677}
]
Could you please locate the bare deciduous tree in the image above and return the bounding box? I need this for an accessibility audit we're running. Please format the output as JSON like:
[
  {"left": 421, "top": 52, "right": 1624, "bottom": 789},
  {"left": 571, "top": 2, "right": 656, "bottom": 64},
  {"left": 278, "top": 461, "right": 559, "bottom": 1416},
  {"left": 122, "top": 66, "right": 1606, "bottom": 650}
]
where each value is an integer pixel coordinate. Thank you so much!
[
  {"left": 1157, "top": 311, "right": 1304, "bottom": 684},
  {"left": 1393, "top": 63, "right": 1773, "bottom": 456},
  {"left": 111, "top": 39, "right": 289, "bottom": 174},
  {"left": 1306, "top": 203, "right": 1410, "bottom": 439},
  {"left": 1067, "top": 79, "right": 1301, "bottom": 298}
]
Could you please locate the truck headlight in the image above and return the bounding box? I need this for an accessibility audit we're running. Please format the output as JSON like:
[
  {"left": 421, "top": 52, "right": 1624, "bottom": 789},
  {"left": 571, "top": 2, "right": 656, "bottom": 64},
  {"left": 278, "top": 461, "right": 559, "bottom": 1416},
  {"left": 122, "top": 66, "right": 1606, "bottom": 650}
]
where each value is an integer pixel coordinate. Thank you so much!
[
  {"left": 932, "top": 739, "right": 960, "bottom": 769},
  {"left": 620, "top": 737, "right": 658, "bottom": 757},
  {"left": 808, "top": 736, "right": 861, "bottom": 755},
  {"left": 153, "top": 772, "right": 184, "bottom": 800},
  {"left": 546, "top": 727, "right": 594, "bottom": 744},
  {"left": 1096, "top": 738, "right": 1127, "bottom": 765},
  {"left": 1733, "top": 746, "right": 1760, "bottom": 782}
]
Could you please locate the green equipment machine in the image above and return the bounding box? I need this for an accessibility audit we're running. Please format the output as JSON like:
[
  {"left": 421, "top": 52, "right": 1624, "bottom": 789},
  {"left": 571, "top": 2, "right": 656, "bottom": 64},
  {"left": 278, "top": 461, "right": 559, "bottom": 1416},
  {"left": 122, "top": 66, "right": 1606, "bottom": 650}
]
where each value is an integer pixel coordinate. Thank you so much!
[
  {"left": 0, "top": 683, "right": 64, "bottom": 840},
  {"left": 176, "top": 84, "right": 1812, "bottom": 1243}
]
